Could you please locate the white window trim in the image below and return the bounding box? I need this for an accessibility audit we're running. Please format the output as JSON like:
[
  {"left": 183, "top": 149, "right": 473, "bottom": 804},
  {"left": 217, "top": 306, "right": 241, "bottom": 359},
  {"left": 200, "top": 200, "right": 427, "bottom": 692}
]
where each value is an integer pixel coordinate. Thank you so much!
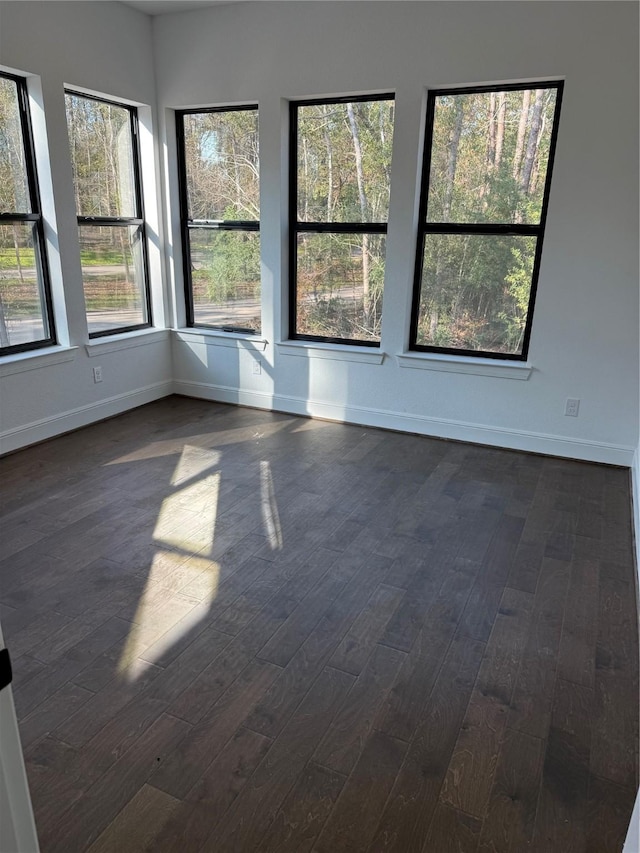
[
  {"left": 397, "top": 351, "right": 531, "bottom": 380},
  {"left": 0, "top": 346, "right": 78, "bottom": 377},
  {"left": 85, "top": 328, "right": 169, "bottom": 357},
  {"left": 277, "top": 340, "right": 385, "bottom": 364},
  {"left": 175, "top": 328, "right": 268, "bottom": 352}
]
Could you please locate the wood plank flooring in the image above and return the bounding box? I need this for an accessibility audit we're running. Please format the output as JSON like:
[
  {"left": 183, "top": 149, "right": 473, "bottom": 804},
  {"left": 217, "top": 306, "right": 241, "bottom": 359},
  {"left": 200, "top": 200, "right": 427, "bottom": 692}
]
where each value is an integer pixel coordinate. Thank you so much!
[{"left": 1, "top": 396, "right": 638, "bottom": 852}]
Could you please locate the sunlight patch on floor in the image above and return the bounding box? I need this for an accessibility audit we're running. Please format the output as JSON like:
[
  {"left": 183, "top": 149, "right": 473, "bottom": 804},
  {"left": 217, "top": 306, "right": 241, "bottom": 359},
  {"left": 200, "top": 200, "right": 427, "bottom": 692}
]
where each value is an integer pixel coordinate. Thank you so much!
[
  {"left": 170, "top": 445, "right": 222, "bottom": 486},
  {"left": 118, "top": 451, "right": 224, "bottom": 681},
  {"left": 105, "top": 419, "right": 296, "bottom": 465},
  {"left": 260, "top": 460, "right": 282, "bottom": 550},
  {"left": 153, "top": 471, "right": 221, "bottom": 553},
  {"left": 117, "top": 549, "right": 220, "bottom": 680}
]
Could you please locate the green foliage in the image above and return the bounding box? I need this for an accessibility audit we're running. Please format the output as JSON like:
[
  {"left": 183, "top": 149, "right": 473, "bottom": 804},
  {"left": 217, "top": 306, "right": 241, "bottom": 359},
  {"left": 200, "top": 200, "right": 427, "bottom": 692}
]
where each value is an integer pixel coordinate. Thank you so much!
[
  {"left": 297, "top": 100, "right": 393, "bottom": 224},
  {"left": 417, "top": 86, "right": 559, "bottom": 354},
  {"left": 190, "top": 228, "right": 260, "bottom": 304},
  {"left": 296, "top": 232, "right": 385, "bottom": 341},
  {"left": 0, "top": 77, "right": 30, "bottom": 214},
  {"left": 295, "top": 99, "right": 393, "bottom": 340}
]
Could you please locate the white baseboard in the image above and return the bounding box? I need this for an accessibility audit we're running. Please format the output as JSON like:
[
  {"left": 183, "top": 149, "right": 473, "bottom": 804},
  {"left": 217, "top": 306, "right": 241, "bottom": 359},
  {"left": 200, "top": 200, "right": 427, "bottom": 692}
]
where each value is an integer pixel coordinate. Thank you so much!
[
  {"left": 0, "top": 381, "right": 173, "bottom": 455},
  {"left": 172, "top": 380, "right": 635, "bottom": 466},
  {"left": 4, "top": 374, "right": 633, "bottom": 467}
]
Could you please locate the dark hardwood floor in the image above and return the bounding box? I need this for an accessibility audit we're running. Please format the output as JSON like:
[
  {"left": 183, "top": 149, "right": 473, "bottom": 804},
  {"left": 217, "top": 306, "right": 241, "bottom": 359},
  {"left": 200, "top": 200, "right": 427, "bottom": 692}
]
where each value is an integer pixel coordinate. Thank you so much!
[{"left": 1, "top": 396, "right": 638, "bottom": 852}]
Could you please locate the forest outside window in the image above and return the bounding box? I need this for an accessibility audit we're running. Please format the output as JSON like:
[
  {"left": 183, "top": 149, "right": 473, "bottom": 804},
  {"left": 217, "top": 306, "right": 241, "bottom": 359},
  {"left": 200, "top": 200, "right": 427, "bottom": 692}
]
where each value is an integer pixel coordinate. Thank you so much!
[
  {"left": 176, "top": 107, "right": 260, "bottom": 333},
  {"left": 0, "top": 72, "right": 56, "bottom": 355},
  {"left": 290, "top": 95, "right": 394, "bottom": 346},
  {"left": 410, "top": 82, "right": 563, "bottom": 360},
  {"left": 65, "top": 91, "right": 150, "bottom": 337}
]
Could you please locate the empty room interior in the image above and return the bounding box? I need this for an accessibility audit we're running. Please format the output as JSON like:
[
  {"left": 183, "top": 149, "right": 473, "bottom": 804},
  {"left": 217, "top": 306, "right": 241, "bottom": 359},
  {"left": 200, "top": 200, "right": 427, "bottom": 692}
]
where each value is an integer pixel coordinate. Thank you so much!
[{"left": 0, "top": 1, "right": 639, "bottom": 851}]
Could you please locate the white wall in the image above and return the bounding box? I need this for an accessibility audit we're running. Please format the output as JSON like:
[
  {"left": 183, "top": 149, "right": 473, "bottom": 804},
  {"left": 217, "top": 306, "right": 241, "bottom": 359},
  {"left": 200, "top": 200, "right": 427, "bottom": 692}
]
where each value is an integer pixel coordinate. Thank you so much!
[
  {"left": 0, "top": 1, "right": 637, "bottom": 465},
  {"left": 0, "top": 1, "right": 172, "bottom": 454},
  {"left": 156, "top": 0, "right": 639, "bottom": 465}
]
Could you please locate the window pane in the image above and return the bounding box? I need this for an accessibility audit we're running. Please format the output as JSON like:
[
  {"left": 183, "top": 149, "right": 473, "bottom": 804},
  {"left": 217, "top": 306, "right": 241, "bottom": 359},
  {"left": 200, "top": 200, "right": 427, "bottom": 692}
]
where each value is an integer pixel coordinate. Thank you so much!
[
  {"left": 0, "top": 223, "right": 48, "bottom": 347},
  {"left": 66, "top": 94, "right": 136, "bottom": 218},
  {"left": 426, "top": 87, "right": 558, "bottom": 225},
  {"left": 0, "top": 77, "right": 31, "bottom": 214},
  {"left": 415, "top": 233, "right": 537, "bottom": 355},
  {"left": 79, "top": 224, "right": 146, "bottom": 333},
  {"left": 296, "top": 232, "right": 385, "bottom": 342},
  {"left": 189, "top": 228, "right": 260, "bottom": 331},
  {"left": 297, "top": 100, "right": 394, "bottom": 223},
  {"left": 183, "top": 110, "right": 259, "bottom": 221}
]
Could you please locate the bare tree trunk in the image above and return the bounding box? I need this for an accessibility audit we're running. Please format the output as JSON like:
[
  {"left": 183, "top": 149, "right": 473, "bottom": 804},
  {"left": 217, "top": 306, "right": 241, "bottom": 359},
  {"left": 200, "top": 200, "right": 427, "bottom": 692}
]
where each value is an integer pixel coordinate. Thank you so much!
[
  {"left": 520, "top": 89, "right": 544, "bottom": 194},
  {"left": 346, "top": 102, "right": 369, "bottom": 219},
  {"left": 346, "top": 102, "right": 370, "bottom": 314},
  {"left": 361, "top": 234, "right": 370, "bottom": 321},
  {"left": 431, "top": 100, "right": 464, "bottom": 339},
  {"left": 443, "top": 99, "right": 464, "bottom": 220},
  {"left": 323, "top": 105, "right": 333, "bottom": 221},
  {"left": 513, "top": 89, "right": 531, "bottom": 180},
  {"left": 120, "top": 229, "right": 131, "bottom": 281},
  {"left": 232, "top": 139, "right": 242, "bottom": 214},
  {"left": 429, "top": 307, "right": 438, "bottom": 340},
  {"left": 104, "top": 106, "right": 115, "bottom": 215},
  {"left": 68, "top": 106, "right": 82, "bottom": 213},
  {"left": 495, "top": 92, "right": 506, "bottom": 169},
  {"left": 302, "top": 136, "right": 309, "bottom": 221},
  {"left": 530, "top": 110, "right": 547, "bottom": 195},
  {"left": 13, "top": 225, "right": 24, "bottom": 284},
  {"left": 487, "top": 92, "right": 496, "bottom": 169},
  {"left": 480, "top": 93, "right": 496, "bottom": 207},
  {"left": 380, "top": 102, "right": 391, "bottom": 187}
]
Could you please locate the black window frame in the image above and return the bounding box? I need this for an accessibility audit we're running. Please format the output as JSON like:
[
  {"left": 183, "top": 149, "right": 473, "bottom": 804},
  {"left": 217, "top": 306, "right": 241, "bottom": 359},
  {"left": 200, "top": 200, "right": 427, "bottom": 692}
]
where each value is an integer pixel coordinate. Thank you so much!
[
  {"left": 65, "top": 90, "right": 152, "bottom": 339},
  {"left": 289, "top": 93, "right": 394, "bottom": 348},
  {"left": 176, "top": 105, "right": 260, "bottom": 335},
  {"left": 409, "top": 80, "right": 564, "bottom": 361},
  {"left": 0, "top": 71, "right": 56, "bottom": 356}
]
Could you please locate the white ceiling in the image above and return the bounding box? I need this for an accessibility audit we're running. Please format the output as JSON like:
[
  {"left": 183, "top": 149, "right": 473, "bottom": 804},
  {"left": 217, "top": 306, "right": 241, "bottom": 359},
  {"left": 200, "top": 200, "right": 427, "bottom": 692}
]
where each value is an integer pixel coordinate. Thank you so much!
[{"left": 120, "top": 0, "right": 234, "bottom": 15}]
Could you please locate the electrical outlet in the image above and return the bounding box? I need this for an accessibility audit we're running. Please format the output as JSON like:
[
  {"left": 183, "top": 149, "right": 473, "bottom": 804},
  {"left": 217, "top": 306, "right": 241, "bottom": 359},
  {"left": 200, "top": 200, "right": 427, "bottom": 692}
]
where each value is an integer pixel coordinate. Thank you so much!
[
  {"left": 93, "top": 366, "right": 103, "bottom": 383},
  {"left": 565, "top": 398, "right": 580, "bottom": 417},
  {"left": 252, "top": 359, "right": 261, "bottom": 375}
]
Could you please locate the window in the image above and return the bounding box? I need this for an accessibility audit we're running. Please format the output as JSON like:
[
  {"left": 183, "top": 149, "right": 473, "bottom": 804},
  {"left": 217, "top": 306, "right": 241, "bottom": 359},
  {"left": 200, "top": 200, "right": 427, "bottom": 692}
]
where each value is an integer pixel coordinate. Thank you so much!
[
  {"left": 290, "top": 95, "right": 394, "bottom": 346},
  {"left": 176, "top": 106, "right": 260, "bottom": 333},
  {"left": 410, "top": 82, "right": 563, "bottom": 360},
  {"left": 65, "top": 91, "right": 150, "bottom": 337},
  {"left": 0, "top": 72, "right": 55, "bottom": 354}
]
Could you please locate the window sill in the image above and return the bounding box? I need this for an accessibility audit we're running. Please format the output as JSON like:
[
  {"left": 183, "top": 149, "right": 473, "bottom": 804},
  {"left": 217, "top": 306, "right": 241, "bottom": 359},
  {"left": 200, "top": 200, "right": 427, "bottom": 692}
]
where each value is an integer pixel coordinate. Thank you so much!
[
  {"left": 396, "top": 351, "right": 532, "bottom": 380},
  {"left": 0, "top": 345, "right": 79, "bottom": 377},
  {"left": 85, "top": 328, "right": 170, "bottom": 357},
  {"left": 175, "top": 329, "right": 268, "bottom": 352},
  {"left": 277, "top": 340, "right": 385, "bottom": 364}
]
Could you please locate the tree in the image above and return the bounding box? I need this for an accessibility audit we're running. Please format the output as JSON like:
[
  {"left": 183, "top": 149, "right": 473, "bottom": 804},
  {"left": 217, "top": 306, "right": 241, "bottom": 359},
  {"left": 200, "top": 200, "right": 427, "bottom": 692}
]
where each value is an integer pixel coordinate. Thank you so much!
[
  {"left": 416, "top": 85, "right": 560, "bottom": 354},
  {"left": 294, "top": 98, "right": 393, "bottom": 341},
  {"left": 0, "top": 76, "right": 46, "bottom": 347}
]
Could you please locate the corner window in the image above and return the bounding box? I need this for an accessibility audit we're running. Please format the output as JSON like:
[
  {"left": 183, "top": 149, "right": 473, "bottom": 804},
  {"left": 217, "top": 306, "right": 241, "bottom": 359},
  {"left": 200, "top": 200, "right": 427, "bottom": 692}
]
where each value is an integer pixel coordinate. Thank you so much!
[
  {"left": 0, "top": 72, "right": 56, "bottom": 354},
  {"left": 65, "top": 91, "right": 150, "bottom": 337},
  {"left": 410, "top": 82, "right": 563, "bottom": 360},
  {"left": 176, "top": 106, "right": 260, "bottom": 333},
  {"left": 290, "top": 95, "right": 394, "bottom": 346}
]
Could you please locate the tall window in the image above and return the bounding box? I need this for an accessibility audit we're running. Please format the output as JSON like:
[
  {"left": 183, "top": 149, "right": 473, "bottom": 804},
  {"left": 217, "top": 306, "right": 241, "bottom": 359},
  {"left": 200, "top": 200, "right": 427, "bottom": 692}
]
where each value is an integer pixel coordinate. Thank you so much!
[
  {"left": 176, "top": 107, "right": 260, "bottom": 333},
  {"left": 410, "top": 82, "right": 563, "bottom": 360},
  {"left": 65, "top": 92, "right": 150, "bottom": 337},
  {"left": 290, "top": 95, "right": 394, "bottom": 346},
  {"left": 0, "top": 72, "right": 55, "bottom": 354}
]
